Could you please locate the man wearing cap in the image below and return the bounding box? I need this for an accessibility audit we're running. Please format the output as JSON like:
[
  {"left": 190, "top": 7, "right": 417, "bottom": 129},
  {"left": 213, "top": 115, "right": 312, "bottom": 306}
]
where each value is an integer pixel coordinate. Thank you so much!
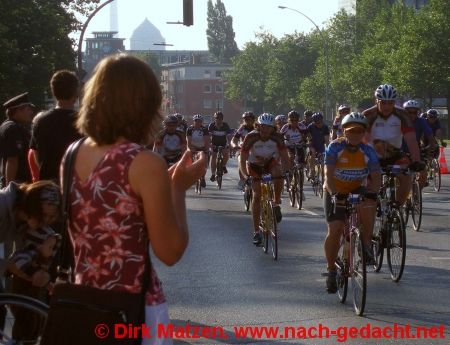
[
  {"left": 0, "top": 93, "right": 34, "bottom": 186},
  {"left": 30, "top": 70, "right": 81, "bottom": 182}
]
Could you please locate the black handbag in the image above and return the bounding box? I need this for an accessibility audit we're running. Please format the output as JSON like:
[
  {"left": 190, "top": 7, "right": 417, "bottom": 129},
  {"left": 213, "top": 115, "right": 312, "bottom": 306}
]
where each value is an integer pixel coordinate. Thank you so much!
[{"left": 41, "top": 138, "right": 151, "bottom": 345}]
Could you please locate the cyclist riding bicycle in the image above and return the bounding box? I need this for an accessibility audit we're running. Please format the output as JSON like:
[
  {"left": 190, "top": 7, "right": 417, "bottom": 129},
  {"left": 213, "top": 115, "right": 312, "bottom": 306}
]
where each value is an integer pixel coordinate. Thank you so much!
[
  {"left": 324, "top": 112, "right": 381, "bottom": 293},
  {"left": 362, "top": 84, "right": 424, "bottom": 206},
  {"left": 240, "top": 113, "right": 290, "bottom": 246},
  {"left": 402, "top": 100, "right": 437, "bottom": 189},
  {"left": 153, "top": 115, "right": 187, "bottom": 166},
  {"left": 275, "top": 114, "right": 287, "bottom": 133},
  {"left": 307, "top": 112, "right": 330, "bottom": 180},
  {"left": 232, "top": 111, "right": 256, "bottom": 190},
  {"left": 300, "top": 110, "right": 313, "bottom": 128},
  {"left": 331, "top": 104, "right": 351, "bottom": 140},
  {"left": 187, "top": 114, "right": 210, "bottom": 187},
  {"left": 422, "top": 109, "right": 446, "bottom": 151},
  {"left": 280, "top": 110, "right": 307, "bottom": 168},
  {"left": 174, "top": 113, "right": 188, "bottom": 134},
  {"left": 208, "top": 111, "right": 233, "bottom": 182}
]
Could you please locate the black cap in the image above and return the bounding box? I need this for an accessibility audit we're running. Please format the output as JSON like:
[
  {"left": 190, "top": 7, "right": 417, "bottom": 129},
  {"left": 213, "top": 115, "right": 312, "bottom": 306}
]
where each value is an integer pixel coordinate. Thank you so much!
[{"left": 3, "top": 92, "right": 34, "bottom": 110}]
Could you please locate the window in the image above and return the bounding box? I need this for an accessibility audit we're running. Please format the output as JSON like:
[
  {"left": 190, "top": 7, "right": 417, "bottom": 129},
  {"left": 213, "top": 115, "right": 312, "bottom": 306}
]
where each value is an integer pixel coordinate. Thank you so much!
[
  {"left": 215, "top": 70, "right": 222, "bottom": 78},
  {"left": 215, "top": 84, "right": 223, "bottom": 93},
  {"left": 216, "top": 99, "right": 223, "bottom": 109},
  {"left": 204, "top": 84, "right": 212, "bottom": 93},
  {"left": 203, "top": 99, "right": 213, "bottom": 109},
  {"left": 204, "top": 70, "right": 211, "bottom": 78}
]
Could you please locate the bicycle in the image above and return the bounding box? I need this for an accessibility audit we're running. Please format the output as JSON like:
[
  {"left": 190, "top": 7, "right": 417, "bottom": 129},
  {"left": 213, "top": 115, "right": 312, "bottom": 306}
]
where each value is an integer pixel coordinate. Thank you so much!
[
  {"left": 193, "top": 151, "right": 205, "bottom": 195},
  {"left": 215, "top": 146, "right": 225, "bottom": 190},
  {"left": 334, "top": 193, "right": 367, "bottom": 316},
  {"left": 426, "top": 155, "right": 441, "bottom": 192},
  {"left": 243, "top": 176, "right": 252, "bottom": 212},
  {"left": 371, "top": 165, "right": 407, "bottom": 282},
  {"left": 287, "top": 143, "right": 306, "bottom": 210},
  {"left": 0, "top": 293, "right": 49, "bottom": 344},
  {"left": 403, "top": 172, "right": 422, "bottom": 231},
  {"left": 311, "top": 152, "right": 325, "bottom": 198},
  {"left": 257, "top": 173, "right": 279, "bottom": 260}
]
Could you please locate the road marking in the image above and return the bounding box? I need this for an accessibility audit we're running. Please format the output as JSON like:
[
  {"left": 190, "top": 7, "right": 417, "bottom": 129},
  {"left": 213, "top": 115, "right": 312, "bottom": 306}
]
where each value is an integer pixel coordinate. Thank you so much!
[
  {"left": 301, "top": 209, "right": 319, "bottom": 216},
  {"left": 430, "top": 257, "right": 450, "bottom": 260}
]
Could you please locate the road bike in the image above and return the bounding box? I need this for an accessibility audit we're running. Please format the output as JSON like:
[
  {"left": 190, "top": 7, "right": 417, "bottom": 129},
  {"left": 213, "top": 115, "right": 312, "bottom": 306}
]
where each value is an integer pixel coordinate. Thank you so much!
[
  {"left": 243, "top": 176, "right": 252, "bottom": 212},
  {"left": 258, "top": 173, "right": 279, "bottom": 260},
  {"left": 403, "top": 172, "right": 422, "bottom": 231},
  {"left": 334, "top": 193, "right": 367, "bottom": 316},
  {"left": 287, "top": 143, "right": 306, "bottom": 210},
  {"left": 311, "top": 152, "right": 325, "bottom": 198},
  {"left": 192, "top": 151, "right": 204, "bottom": 195},
  {"left": 426, "top": 155, "right": 441, "bottom": 192},
  {"left": 0, "top": 293, "right": 49, "bottom": 344},
  {"left": 215, "top": 146, "right": 225, "bottom": 190},
  {"left": 371, "top": 165, "right": 407, "bottom": 282}
]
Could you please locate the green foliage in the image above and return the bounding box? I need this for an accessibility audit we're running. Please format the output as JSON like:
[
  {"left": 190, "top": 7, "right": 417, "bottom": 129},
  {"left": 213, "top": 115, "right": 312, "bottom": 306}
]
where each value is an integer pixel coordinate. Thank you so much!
[
  {"left": 129, "top": 51, "right": 161, "bottom": 80},
  {"left": 206, "top": 0, "right": 239, "bottom": 63}
]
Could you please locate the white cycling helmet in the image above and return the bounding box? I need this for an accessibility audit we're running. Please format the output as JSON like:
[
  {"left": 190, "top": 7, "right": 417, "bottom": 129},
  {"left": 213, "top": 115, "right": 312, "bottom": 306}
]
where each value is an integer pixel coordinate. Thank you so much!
[
  {"left": 403, "top": 100, "right": 420, "bottom": 109},
  {"left": 341, "top": 112, "right": 368, "bottom": 129},
  {"left": 275, "top": 114, "right": 286, "bottom": 122},
  {"left": 257, "top": 113, "right": 275, "bottom": 126},
  {"left": 338, "top": 104, "right": 351, "bottom": 112},
  {"left": 193, "top": 114, "right": 203, "bottom": 121},
  {"left": 375, "top": 84, "right": 397, "bottom": 101}
]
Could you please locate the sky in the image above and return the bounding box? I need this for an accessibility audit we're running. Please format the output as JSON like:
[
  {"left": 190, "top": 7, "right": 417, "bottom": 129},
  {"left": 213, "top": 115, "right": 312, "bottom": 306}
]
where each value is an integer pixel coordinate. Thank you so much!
[{"left": 84, "top": 0, "right": 339, "bottom": 51}]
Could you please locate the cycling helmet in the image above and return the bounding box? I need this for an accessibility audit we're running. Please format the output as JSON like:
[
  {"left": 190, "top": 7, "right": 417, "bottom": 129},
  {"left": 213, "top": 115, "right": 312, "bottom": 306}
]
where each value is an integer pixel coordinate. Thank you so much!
[
  {"left": 214, "top": 111, "right": 224, "bottom": 118},
  {"left": 193, "top": 114, "right": 203, "bottom": 121},
  {"left": 304, "top": 110, "right": 313, "bottom": 117},
  {"left": 420, "top": 112, "right": 427, "bottom": 119},
  {"left": 374, "top": 84, "right": 397, "bottom": 100},
  {"left": 173, "top": 113, "right": 183, "bottom": 120},
  {"left": 275, "top": 114, "right": 286, "bottom": 122},
  {"left": 403, "top": 100, "right": 420, "bottom": 109},
  {"left": 426, "top": 109, "right": 439, "bottom": 118},
  {"left": 338, "top": 104, "right": 351, "bottom": 112},
  {"left": 341, "top": 112, "right": 368, "bottom": 129},
  {"left": 164, "top": 114, "right": 178, "bottom": 124},
  {"left": 288, "top": 110, "right": 300, "bottom": 120},
  {"left": 312, "top": 112, "right": 323, "bottom": 122},
  {"left": 242, "top": 111, "right": 255, "bottom": 119},
  {"left": 257, "top": 113, "right": 275, "bottom": 126}
]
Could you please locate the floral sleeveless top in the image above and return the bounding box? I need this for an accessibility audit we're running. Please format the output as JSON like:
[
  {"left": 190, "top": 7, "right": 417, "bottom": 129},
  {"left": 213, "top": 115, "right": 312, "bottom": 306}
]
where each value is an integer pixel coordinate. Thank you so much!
[{"left": 68, "top": 141, "right": 165, "bottom": 306}]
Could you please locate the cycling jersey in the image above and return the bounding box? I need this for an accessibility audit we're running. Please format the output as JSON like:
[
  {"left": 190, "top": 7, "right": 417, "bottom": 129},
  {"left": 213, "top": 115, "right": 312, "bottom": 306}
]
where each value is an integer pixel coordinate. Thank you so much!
[
  {"left": 401, "top": 117, "right": 433, "bottom": 153},
  {"left": 186, "top": 125, "right": 209, "bottom": 150},
  {"left": 325, "top": 137, "right": 380, "bottom": 194},
  {"left": 232, "top": 125, "right": 254, "bottom": 147},
  {"left": 208, "top": 122, "right": 232, "bottom": 147},
  {"left": 177, "top": 120, "right": 188, "bottom": 134},
  {"left": 307, "top": 123, "right": 330, "bottom": 153},
  {"left": 154, "top": 130, "right": 186, "bottom": 158},
  {"left": 428, "top": 119, "right": 441, "bottom": 137},
  {"left": 241, "top": 130, "right": 286, "bottom": 166},
  {"left": 280, "top": 123, "right": 307, "bottom": 147},
  {"left": 332, "top": 119, "right": 344, "bottom": 138}
]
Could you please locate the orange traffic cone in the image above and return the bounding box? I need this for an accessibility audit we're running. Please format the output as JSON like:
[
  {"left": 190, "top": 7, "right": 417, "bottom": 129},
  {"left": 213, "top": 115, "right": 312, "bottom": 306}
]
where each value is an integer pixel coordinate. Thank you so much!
[{"left": 439, "top": 146, "right": 449, "bottom": 174}]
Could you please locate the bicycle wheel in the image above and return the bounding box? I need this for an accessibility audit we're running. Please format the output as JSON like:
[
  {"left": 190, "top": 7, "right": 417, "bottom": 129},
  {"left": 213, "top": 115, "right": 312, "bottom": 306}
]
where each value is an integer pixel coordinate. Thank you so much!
[
  {"left": 0, "top": 293, "right": 49, "bottom": 345},
  {"left": 410, "top": 180, "right": 422, "bottom": 231},
  {"left": 372, "top": 208, "right": 384, "bottom": 272},
  {"left": 244, "top": 186, "right": 252, "bottom": 212},
  {"left": 216, "top": 157, "right": 223, "bottom": 190},
  {"left": 387, "top": 207, "right": 406, "bottom": 282},
  {"left": 319, "top": 164, "right": 324, "bottom": 199},
  {"left": 267, "top": 201, "right": 278, "bottom": 260},
  {"left": 336, "top": 237, "right": 348, "bottom": 303},
  {"left": 287, "top": 172, "right": 296, "bottom": 207},
  {"left": 432, "top": 158, "right": 441, "bottom": 192},
  {"left": 261, "top": 204, "right": 269, "bottom": 254},
  {"left": 295, "top": 169, "right": 304, "bottom": 210},
  {"left": 351, "top": 228, "right": 366, "bottom": 316}
]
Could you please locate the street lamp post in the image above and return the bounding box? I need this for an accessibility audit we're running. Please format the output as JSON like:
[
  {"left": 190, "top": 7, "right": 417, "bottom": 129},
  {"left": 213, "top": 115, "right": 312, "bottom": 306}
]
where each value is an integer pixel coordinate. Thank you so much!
[
  {"left": 278, "top": 6, "right": 330, "bottom": 122},
  {"left": 77, "top": 0, "right": 115, "bottom": 80}
]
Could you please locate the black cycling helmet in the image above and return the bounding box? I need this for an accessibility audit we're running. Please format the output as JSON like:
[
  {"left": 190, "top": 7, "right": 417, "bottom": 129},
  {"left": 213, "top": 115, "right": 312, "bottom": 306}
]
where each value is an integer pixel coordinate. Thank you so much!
[
  {"left": 312, "top": 112, "right": 323, "bottom": 122},
  {"left": 164, "top": 114, "right": 178, "bottom": 125},
  {"left": 242, "top": 111, "right": 255, "bottom": 119},
  {"left": 304, "top": 110, "right": 313, "bottom": 117},
  {"left": 214, "top": 111, "right": 224, "bottom": 119},
  {"left": 288, "top": 110, "right": 300, "bottom": 120}
]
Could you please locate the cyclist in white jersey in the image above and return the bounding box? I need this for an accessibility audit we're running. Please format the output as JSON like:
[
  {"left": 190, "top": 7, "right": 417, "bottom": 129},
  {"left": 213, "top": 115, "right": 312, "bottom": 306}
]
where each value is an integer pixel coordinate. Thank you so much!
[
  {"left": 331, "top": 104, "right": 351, "bottom": 140},
  {"left": 187, "top": 114, "right": 210, "bottom": 187},
  {"left": 280, "top": 110, "right": 307, "bottom": 167}
]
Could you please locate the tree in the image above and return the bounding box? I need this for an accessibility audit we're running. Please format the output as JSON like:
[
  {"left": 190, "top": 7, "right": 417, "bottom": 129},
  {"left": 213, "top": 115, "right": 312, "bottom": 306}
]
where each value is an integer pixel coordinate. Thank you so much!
[{"left": 206, "top": 0, "right": 239, "bottom": 63}]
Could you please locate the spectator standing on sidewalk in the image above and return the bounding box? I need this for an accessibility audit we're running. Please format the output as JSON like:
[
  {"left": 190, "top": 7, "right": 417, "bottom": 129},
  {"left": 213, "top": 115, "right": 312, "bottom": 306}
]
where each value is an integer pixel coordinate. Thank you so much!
[
  {"left": 30, "top": 70, "right": 82, "bottom": 182},
  {"left": 64, "top": 54, "right": 206, "bottom": 345}
]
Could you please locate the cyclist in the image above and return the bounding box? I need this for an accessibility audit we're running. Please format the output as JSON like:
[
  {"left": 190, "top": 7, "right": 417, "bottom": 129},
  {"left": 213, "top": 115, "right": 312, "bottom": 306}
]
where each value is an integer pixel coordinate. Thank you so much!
[
  {"left": 300, "top": 110, "right": 313, "bottom": 128},
  {"left": 187, "top": 114, "right": 210, "bottom": 187},
  {"left": 324, "top": 112, "right": 381, "bottom": 293},
  {"left": 275, "top": 114, "right": 287, "bottom": 132},
  {"left": 240, "top": 113, "right": 290, "bottom": 245},
  {"left": 423, "top": 109, "right": 446, "bottom": 149},
  {"left": 402, "top": 100, "right": 437, "bottom": 189},
  {"left": 331, "top": 104, "right": 351, "bottom": 140},
  {"left": 232, "top": 111, "right": 256, "bottom": 190},
  {"left": 362, "top": 84, "right": 423, "bottom": 206},
  {"left": 153, "top": 115, "right": 187, "bottom": 166},
  {"left": 208, "top": 111, "right": 233, "bottom": 182},
  {"left": 174, "top": 113, "right": 188, "bottom": 133},
  {"left": 280, "top": 110, "right": 307, "bottom": 169},
  {"left": 307, "top": 112, "right": 330, "bottom": 180}
]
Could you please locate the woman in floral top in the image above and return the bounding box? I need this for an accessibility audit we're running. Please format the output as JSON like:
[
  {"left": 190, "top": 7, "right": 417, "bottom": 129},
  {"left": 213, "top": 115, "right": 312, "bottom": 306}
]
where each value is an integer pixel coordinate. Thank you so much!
[{"left": 64, "top": 54, "right": 206, "bottom": 345}]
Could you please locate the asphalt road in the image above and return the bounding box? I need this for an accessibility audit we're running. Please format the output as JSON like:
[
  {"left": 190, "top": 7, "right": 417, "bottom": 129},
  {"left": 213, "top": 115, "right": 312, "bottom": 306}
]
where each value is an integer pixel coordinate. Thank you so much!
[{"left": 155, "top": 156, "right": 450, "bottom": 345}]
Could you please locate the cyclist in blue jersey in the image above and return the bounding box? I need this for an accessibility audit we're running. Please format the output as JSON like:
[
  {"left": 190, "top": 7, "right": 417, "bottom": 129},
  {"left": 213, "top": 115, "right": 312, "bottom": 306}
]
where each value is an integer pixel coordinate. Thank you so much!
[
  {"left": 208, "top": 111, "right": 233, "bottom": 182},
  {"left": 307, "top": 112, "right": 330, "bottom": 180},
  {"left": 423, "top": 109, "right": 446, "bottom": 149}
]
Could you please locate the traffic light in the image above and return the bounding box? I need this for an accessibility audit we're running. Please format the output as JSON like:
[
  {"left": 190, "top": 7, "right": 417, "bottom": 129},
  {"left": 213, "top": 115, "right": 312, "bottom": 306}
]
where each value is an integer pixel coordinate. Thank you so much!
[{"left": 183, "top": 0, "right": 193, "bottom": 26}]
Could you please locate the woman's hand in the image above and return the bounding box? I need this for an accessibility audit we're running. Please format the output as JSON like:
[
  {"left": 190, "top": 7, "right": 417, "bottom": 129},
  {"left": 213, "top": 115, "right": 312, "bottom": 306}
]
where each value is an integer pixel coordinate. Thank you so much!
[
  {"left": 32, "top": 269, "right": 51, "bottom": 288},
  {"left": 168, "top": 150, "right": 207, "bottom": 191}
]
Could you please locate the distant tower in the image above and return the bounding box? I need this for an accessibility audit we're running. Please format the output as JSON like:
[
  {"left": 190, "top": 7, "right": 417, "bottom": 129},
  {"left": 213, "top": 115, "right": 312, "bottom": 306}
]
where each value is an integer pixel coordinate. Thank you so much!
[
  {"left": 130, "top": 18, "right": 166, "bottom": 51},
  {"left": 110, "top": 0, "right": 119, "bottom": 32}
]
